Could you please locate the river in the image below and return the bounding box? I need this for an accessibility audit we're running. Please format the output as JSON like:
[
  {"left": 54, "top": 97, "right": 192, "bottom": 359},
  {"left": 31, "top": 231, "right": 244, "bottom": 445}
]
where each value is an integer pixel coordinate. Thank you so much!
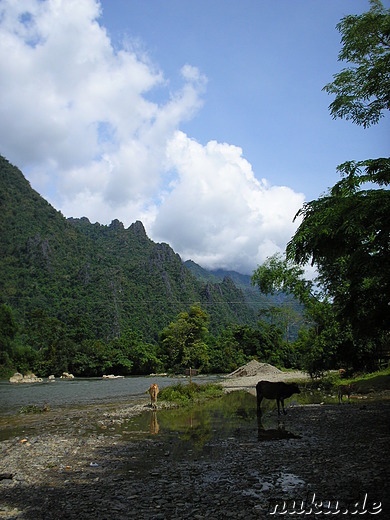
[{"left": 0, "top": 375, "right": 220, "bottom": 415}]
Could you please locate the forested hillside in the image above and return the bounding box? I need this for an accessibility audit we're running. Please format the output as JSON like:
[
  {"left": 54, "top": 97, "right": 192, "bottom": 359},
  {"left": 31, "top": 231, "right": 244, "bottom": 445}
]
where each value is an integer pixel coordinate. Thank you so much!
[
  {"left": 0, "top": 155, "right": 264, "bottom": 376},
  {"left": 185, "top": 261, "right": 304, "bottom": 341}
]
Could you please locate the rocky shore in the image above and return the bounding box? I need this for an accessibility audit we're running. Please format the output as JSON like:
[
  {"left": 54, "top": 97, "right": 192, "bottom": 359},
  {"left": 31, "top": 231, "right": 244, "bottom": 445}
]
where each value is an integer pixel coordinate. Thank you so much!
[{"left": 1, "top": 367, "right": 389, "bottom": 519}]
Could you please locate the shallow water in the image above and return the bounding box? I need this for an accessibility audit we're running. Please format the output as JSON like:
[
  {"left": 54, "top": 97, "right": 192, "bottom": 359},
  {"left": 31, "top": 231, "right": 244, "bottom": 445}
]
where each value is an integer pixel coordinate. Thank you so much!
[
  {"left": 0, "top": 375, "right": 220, "bottom": 414},
  {"left": 101, "top": 391, "right": 302, "bottom": 449},
  {"left": 0, "top": 376, "right": 337, "bottom": 446}
]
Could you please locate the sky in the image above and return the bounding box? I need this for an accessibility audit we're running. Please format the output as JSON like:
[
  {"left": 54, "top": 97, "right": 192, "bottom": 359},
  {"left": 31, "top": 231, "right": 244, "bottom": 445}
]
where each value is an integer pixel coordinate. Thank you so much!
[{"left": 0, "top": 0, "right": 389, "bottom": 275}]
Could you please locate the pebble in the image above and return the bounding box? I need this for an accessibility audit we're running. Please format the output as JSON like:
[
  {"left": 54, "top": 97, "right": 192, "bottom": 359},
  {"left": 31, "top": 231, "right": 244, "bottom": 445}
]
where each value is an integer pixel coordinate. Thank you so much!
[{"left": 0, "top": 401, "right": 389, "bottom": 519}]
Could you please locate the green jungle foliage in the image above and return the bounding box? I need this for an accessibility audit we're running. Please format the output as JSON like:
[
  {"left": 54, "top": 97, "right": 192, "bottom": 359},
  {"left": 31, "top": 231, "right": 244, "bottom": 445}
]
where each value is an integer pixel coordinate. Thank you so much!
[
  {"left": 253, "top": 1, "right": 390, "bottom": 376},
  {"left": 287, "top": 1, "right": 390, "bottom": 373},
  {"left": 2, "top": 3, "right": 387, "bottom": 380},
  {"left": 185, "top": 260, "right": 304, "bottom": 340},
  {"left": 158, "top": 382, "right": 224, "bottom": 404},
  {"left": 301, "top": 367, "right": 390, "bottom": 396},
  {"left": 0, "top": 156, "right": 298, "bottom": 378}
]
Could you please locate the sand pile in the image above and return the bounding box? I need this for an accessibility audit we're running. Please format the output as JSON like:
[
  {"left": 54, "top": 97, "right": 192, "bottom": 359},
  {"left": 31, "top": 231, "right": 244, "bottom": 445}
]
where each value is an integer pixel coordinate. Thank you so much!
[{"left": 225, "top": 360, "right": 283, "bottom": 379}]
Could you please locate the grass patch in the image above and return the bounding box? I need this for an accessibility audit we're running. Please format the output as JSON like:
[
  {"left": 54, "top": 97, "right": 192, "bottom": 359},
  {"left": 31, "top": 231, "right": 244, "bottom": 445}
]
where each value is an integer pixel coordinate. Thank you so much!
[
  {"left": 159, "top": 382, "right": 224, "bottom": 405},
  {"left": 301, "top": 367, "right": 390, "bottom": 395},
  {"left": 19, "top": 404, "right": 50, "bottom": 414},
  {"left": 343, "top": 368, "right": 390, "bottom": 394}
]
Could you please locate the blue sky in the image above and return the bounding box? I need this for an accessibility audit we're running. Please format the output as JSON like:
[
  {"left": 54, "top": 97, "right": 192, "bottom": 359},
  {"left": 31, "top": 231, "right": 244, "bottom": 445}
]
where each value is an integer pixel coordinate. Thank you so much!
[
  {"left": 101, "top": 0, "right": 389, "bottom": 199},
  {"left": 0, "top": 0, "right": 389, "bottom": 274}
]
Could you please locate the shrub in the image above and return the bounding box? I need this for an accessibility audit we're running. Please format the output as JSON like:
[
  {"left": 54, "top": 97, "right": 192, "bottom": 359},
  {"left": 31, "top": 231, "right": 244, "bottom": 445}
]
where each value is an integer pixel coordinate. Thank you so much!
[{"left": 159, "top": 382, "right": 224, "bottom": 404}]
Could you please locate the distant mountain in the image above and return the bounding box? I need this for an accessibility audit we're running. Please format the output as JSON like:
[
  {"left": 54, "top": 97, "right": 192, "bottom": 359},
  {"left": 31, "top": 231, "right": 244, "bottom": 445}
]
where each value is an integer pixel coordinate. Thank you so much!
[
  {"left": 0, "top": 155, "right": 258, "bottom": 342},
  {"left": 184, "top": 262, "right": 305, "bottom": 341},
  {"left": 184, "top": 261, "right": 273, "bottom": 313}
]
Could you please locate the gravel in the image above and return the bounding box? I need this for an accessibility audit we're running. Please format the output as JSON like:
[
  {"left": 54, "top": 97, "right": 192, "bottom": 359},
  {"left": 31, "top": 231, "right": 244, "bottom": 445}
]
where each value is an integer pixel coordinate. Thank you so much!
[{"left": 0, "top": 370, "right": 389, "bottom": 519}]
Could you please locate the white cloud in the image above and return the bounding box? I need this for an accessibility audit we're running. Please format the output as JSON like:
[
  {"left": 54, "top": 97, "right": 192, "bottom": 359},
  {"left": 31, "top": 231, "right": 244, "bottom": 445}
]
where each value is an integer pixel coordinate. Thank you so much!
[
  {"left": 0, "top": 0, "right": 203, "bottom": 205},
  {"left": 0, "top": 0, "right": 304, "bottom": 275},
  {"left": 152, "top": 132, "right": 304, "bottom": 274}
]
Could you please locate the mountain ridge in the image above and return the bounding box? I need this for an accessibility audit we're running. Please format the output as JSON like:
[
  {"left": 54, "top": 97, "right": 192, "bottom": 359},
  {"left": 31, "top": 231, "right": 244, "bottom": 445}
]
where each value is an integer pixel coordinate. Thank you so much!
[{"left": 0, "top": 155, "right": 258, "bottom": 343}]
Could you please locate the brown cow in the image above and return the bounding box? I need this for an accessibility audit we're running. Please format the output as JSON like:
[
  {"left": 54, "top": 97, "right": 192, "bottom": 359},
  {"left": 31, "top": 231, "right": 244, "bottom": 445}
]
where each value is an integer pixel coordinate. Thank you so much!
[
  {"left": 148, "top": 383, "right": 159, "bottom": 409},
  {"left": 338, "top": 383, "right": 352, "bottom": 404},
  {"left": 256, "top": 380, "right": 300, "bottom": 415}
]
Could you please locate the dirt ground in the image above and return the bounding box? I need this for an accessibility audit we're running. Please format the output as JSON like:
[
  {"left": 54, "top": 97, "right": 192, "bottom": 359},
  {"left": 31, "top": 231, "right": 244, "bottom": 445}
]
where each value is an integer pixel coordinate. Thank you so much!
[{"left": 0, "top": 368, "right": 389, "bottom": 519}]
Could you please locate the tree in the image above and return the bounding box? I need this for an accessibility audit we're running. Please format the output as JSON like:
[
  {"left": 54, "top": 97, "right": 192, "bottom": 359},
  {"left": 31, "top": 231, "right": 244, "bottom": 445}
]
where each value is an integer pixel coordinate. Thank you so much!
[
  {"left": 287, "top": 1, "right": 390, "bottom": 369},
  {"left": 323, "top": 0, "right": 390, "bottom": 128},
  {"left": 109, "top": 329, "right": 162, "bottom": 375},
  {"left": 208, "top": 329, "right": 247, "bottom": 373},
  {"left": 252, "top": 254, "right": 338, "bottom": 373},
  {"left": 252, "top": 253, "right": 314, "bottom": 305},
  {"left": 0, "top": 304, "right": 18, "bottom": 373},
  {"left": 0, "top": 304, "right": 18, "bottom": 352},
  {"left": 70, "top": 339, "right": 112, "bottom": 377},
  {"left": 160, "top": 306, "right": 210, "bottom": 372},
  {"left": 260, "top": 304, "right": 304, "bottom": 345}
]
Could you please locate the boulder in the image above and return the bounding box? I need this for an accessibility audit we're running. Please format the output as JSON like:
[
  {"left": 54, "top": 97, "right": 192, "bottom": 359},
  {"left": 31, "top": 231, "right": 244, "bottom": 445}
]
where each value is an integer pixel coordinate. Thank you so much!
[
  {"left": 22, "top": 373, "right": 43, "bottom": 383},
  {"left": 60, "top": 372, "right": 74, "bottom": 379},
  {"left": 10, "top": 372, "right": 43, "bottom": 383},
  {"left": 9, "top": 373, "right": 23, "bottom": 384}
]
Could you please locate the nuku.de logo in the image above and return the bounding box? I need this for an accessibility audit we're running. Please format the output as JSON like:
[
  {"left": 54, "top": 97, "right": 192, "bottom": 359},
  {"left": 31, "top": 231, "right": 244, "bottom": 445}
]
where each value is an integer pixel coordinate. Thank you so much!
[{"left": 267, "top": 491, "right": 382, "bottom": 516}]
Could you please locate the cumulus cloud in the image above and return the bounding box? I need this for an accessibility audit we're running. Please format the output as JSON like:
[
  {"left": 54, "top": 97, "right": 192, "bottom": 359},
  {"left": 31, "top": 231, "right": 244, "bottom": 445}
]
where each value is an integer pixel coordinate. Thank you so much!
[
  {"left": 0, "top": 0, "right": 304, "bottom": 274},
  {"left": 152, "top": 132, "right": 304, "bottom": 273},
  {"left": 0, "top": 0, "right": 205, "bottom": 213}
]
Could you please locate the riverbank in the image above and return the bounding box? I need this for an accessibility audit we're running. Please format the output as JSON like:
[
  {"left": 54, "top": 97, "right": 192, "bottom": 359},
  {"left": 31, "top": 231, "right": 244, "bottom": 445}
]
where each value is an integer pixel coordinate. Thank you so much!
[{"left": 1, "top": 367, "right": 389, "bottom": 519}]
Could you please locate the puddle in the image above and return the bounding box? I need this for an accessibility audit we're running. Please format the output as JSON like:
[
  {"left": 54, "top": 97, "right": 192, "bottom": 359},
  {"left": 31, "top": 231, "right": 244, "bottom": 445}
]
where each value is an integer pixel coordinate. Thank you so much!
[
  {"left": 243, "top": 472, "right": 306, "bottom": 498},
  {"left": 257, "top": 415, "right": 301, "bottom": 442},
  {"left": 104, "top": 390, "right": 302, "bottom": 451},
  {"left": 111, "top": 391, "right": 259, "bottom": 446}
]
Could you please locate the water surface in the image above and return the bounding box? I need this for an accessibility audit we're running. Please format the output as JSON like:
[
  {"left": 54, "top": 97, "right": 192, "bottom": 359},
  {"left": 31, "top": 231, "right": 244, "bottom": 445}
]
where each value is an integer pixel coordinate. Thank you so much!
[{"left": 0, "top": 375, "right": 219, "bottom": 414}]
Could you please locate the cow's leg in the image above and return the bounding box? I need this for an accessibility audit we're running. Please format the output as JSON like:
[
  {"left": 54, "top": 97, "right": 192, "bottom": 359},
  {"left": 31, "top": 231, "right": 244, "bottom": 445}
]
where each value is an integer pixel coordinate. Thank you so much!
[
  {"left": 276, "top": 398, "right": 281, "bottom": 415},
  {"left": 281, "top": 398, "right": 287, "bottom": 415},
  {"left": 256, "top": 387, "right": 263, "bottom": 415},
  {"left": 257, "top": 395, "right": 263, "bottom": 415}
]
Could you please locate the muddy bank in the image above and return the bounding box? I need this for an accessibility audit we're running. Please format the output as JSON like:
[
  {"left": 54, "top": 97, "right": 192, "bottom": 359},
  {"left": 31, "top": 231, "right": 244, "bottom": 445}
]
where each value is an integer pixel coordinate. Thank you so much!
[{"left": 0, "top": 388, "right": 389, "bottom": 519}]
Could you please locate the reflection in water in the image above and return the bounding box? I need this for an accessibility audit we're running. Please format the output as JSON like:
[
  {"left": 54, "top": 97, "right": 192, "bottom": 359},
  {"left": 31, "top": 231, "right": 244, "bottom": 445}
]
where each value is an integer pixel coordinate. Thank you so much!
[
  {"left": 149, "top": 411, "right": 159, "bottom": 435},
  {"left": 144, "top": 391, "right": 300, "bottom": 448},
  {"left": 257, "top": 414, "right": 300, "bottom": 442},
  {"left": 146, "top": 391, "right": 257, "bottom": 451}
]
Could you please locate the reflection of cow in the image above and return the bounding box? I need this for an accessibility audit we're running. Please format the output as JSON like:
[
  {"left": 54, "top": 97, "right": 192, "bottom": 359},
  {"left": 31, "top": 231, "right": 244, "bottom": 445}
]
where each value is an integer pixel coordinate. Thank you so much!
[
  {"left": 148, "top": 383, "right": 159, "bottom": 409},
  {"left": 338, "top": 384, "right": 352, "bottom": 404},
  {"left": 256, "top": 381, "right": 300, "bottom": 415},
  {"left": 257, "top": 415, "right": 300, "bottom": 441},
  {"left": 149, "top": 411, "right": 159, "bottom": 434}
]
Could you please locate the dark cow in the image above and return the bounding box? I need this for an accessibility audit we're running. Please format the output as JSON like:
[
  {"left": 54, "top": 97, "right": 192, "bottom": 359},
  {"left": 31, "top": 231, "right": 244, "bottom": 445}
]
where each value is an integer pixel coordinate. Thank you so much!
[
  {"left": 338, "top": 383, "right": 352, "bottom": 404},
  {"left": 256, "top": 380, "right": 300, "bottom": 415}
]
